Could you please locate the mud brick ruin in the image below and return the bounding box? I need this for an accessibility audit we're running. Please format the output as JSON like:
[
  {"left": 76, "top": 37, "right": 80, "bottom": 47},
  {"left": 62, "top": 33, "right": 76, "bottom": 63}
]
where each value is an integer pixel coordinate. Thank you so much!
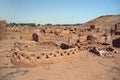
[
  {"left": 0, "top": 18, "right": 119, "bottom": 68},
  {"left": 0, "top": 20, "right": 7, "bottom": 40},
  {"left": 0, "top": 20, "right": 7, "bottom": 27},
  {"left": 114, "top": 23, "right": 120, "bottom": 35},
  {"left": 8, "top": 23, "right": 119, "bottom": 68},
  {"left": 11, "top": 47, "right": 78, "bottom": 67},
  {"left": 112, "top": 23, "right": 120, "bottom": 48}
]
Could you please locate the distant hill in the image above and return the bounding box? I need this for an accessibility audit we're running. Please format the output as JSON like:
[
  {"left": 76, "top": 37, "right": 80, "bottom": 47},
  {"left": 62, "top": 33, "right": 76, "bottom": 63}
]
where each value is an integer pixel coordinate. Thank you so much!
[{"left": 81, "top": 14, "right": 120, "bottom": 30}]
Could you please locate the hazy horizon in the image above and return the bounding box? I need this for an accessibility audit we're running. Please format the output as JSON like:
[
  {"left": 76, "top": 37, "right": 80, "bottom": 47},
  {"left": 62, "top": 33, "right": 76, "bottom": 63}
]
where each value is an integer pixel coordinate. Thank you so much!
[{"left": 0, "top": 0, "right": 120, "bottom": 24}]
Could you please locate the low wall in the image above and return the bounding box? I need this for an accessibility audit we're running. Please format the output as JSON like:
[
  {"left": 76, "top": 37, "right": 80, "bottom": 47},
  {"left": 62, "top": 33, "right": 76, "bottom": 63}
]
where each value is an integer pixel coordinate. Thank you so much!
[{"left": 11, "top": 47, "right": 78, "bottom": 67}]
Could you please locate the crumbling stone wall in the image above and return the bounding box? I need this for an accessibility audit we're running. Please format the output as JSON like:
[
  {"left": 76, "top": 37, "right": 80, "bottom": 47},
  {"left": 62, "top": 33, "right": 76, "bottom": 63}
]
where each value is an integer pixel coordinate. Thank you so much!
[
  {"left": 11, "top": 47, "right": 78, "bottom": 67},
  {"left": 32, "top": 33, "right": 63, "bottom": 43},
  {"left": 115, "top": 23, "right": 120, "bottom": 30},
  {"left": 87, "top": 35, "right": 96, "bottom": 41},
  {"left": 112, "top": 37, "right": 120, "bottom": 48},
  {"left": 90, "top": 25, "right": 95, "bottom": 30},
  {"left": 114, "top": 23, "right": 120, "bottom": 35},
  {"left": 32, "top": 32, "right": 77, "bottom": 44},
  {"left": 32, "top": 33, "right": 39, "bottom": 42}
]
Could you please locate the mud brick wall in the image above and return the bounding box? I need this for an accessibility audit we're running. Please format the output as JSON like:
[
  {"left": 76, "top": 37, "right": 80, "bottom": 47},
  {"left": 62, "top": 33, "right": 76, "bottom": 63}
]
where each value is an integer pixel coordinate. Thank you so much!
[
  {"left": 115, "top": 23, "right": 120, "bottom": 30},
  {"left": 112, "top": 37, "right": 120, "bottom": 48},
  {"left": 32, "top": 33, "right": 70, "bottom": 43},
  {"left": 11, "top": 47, "right": 78, "bottom": 67}
]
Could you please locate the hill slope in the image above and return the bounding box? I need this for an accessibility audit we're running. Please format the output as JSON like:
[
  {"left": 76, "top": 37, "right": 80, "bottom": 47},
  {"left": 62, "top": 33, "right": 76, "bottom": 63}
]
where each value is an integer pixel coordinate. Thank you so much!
[{"left": 81, "top": 15, "right": 120, "bottom": 29}]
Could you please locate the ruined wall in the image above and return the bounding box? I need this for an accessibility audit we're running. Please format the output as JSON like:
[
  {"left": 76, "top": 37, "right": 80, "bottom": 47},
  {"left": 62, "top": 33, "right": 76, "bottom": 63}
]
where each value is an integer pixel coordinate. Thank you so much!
[
  {"left": 0, "top": 20, "right": 7, "bottom": 27},
  {"left": 32, "top": 33, "right": 71, "bottom": 44},
  {"left": 32, "top": 33, "right": 39, "bottom": 42},
  {"left": 0, "top": 20, "right": 7, "bottom": 40},
  {"left": 112, "top": 37, "right": 120, "bottom": 48},
  {"left": 114, "top": 23, "right": 120, "bottom": 35},
  {"left": 115, "top": 23, "right": 120, "bottom": 30},
  {"left": 11, "top": 47, "right": 78, "bottom": 67}
]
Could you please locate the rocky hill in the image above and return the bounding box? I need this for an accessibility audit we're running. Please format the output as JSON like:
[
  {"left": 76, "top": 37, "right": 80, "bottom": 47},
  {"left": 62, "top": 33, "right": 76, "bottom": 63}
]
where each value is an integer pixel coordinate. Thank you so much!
[{"left": 81, "top": 14, "right": 120, "bottom": 30}]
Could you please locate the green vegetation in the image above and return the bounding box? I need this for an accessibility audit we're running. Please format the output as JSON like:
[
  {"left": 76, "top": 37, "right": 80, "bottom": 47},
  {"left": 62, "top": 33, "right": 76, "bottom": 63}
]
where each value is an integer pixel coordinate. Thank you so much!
[
  {"left": 7, "top": 23, "right": 36, "bottom": 27},
  {"left": 7, "top": 23, "right": 82, "bottom": 27}
]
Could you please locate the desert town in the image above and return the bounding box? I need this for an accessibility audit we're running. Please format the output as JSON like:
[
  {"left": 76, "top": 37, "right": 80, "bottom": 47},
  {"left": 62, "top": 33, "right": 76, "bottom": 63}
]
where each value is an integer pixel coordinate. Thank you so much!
[{"left": 0, "top": 15, "right": 120, "bottom": 80}]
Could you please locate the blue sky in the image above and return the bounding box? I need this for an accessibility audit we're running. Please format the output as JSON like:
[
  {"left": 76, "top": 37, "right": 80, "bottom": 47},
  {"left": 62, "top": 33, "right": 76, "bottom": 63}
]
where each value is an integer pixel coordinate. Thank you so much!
[{"left": 0, "top": 0, "right": 120, "bottom": 24}]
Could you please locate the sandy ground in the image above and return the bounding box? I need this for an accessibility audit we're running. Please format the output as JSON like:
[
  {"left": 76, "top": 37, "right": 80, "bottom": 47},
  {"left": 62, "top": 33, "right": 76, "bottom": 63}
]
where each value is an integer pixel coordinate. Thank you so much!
[{"left": 0, "top": 39, "right": 120, "bottom": 80}]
